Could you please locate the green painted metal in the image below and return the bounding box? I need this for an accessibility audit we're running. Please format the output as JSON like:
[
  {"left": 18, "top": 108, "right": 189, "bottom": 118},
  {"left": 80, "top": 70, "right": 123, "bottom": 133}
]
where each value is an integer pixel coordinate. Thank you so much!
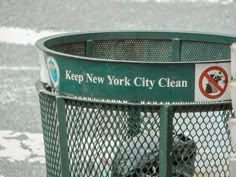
[
  {"left": 171, "top": 39, "right": 181, "bottom": 61},
  {"left": 127, "top": 105, "right": 141, "bottom": 137},
  {"left": 159, "top": 105, "right": 173, "bottom": 177},
  {"left": 85, "top": 39, "right": 93, "bottom": 57},
  {"left": 38, "top": 90, "right": 61, "bottom": 177},
  {"left": 35, "top": 32, "right": 236, "bottom": 177},
  {"left": 57, "top": 58, "right": 195, "bottom": 102},
  {"left": 36, "top": 81, "right": 234, "bottom": 177},
  {"left": 56, "top": 97, "right": 70, "bottom": 177},
  {"left": 39, "top": 32, "right": 236, "bottom": 49},
  {"left": 36, "top": 31, "right": 236, "bottom": 103}
]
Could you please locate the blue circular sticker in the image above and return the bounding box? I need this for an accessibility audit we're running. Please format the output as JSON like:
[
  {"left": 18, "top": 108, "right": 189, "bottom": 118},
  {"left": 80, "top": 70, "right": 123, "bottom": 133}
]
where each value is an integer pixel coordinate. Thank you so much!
[{"left": 47, "top": 57, "right": 60, "bottom": 87}]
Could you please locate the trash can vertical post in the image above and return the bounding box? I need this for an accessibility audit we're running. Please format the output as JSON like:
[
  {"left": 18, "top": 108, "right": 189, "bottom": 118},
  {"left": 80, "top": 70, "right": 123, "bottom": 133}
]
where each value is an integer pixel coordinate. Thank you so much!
[
  {"left": 171, "top": 38, "right": 181, "bottom": 62},
  {"left": 159, "top": 105, "right": 174, "bottom": 177},
  {"left": 86, "top": 39, "right": 93, "bottom": 57},
  {"left": 56, "top": 97, "right": 70, "bottom": 177},
  {"left": 127, "top": 105, "right": 141, "bottom": 137}
]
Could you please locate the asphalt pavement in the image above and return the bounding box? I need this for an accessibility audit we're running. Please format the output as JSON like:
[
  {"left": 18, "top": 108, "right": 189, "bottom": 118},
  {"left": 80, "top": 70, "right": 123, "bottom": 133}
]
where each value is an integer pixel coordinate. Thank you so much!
[{"left": 0, "top": 0, "right": 236, "bottom": 177}]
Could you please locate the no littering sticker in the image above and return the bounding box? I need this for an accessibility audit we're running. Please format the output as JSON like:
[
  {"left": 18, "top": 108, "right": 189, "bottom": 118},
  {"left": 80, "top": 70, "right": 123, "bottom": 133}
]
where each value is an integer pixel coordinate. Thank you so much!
[{"left": 195, "top": 63, "right": 230, "bottom": 102}]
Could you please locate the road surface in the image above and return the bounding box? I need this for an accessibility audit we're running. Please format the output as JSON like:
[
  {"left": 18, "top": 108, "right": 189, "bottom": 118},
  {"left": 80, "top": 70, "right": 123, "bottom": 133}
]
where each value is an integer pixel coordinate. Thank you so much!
[{"left": 0, "top": 0, "right": 236, "bottom": 176}]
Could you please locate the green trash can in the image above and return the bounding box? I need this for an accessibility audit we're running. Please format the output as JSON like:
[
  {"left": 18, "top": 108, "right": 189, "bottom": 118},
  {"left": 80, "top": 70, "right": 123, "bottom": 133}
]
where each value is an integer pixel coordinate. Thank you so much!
[{"left": 36, "top": 32, "right": 236, "bottom": 177}]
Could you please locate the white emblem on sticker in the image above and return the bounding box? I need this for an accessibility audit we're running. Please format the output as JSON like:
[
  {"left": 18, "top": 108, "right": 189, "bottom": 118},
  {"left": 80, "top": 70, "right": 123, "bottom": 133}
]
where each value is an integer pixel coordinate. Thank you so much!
[{"left": 47, "top": 57, "right": 60, "bottom": 87}]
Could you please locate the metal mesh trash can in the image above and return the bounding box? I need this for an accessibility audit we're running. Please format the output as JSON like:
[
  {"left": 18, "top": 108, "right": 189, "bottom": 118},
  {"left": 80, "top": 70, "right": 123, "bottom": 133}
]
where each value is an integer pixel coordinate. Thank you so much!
[{"left": 36, "top": 32, "right": 236, "bottom": 177}]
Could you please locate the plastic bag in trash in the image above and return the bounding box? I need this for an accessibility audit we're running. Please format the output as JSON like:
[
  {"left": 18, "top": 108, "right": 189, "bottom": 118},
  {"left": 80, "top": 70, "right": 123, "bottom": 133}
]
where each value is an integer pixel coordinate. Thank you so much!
[{"left": 112, "top": 132, "right": 197, "bottom": 177}]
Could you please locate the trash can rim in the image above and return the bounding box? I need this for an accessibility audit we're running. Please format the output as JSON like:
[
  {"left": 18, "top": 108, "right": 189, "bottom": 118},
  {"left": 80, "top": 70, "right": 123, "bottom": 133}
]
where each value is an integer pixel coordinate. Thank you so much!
[{"left": 35, "top": 31, "right": 236, "bottom": 64}]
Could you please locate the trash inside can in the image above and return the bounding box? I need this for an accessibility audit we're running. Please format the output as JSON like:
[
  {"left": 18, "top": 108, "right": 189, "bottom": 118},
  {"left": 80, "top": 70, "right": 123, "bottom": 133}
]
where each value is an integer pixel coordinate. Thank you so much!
[
  {"left": 35, "top": 32, "right": 236, "bottom": 177},
  {"left": 112, "top": 132, "right": 196, "bottom": 177}
]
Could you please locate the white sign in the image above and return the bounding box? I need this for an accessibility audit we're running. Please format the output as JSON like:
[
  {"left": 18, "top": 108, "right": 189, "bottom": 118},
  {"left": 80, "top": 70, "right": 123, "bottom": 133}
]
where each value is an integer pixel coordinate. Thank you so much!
[{"left": 195, "top": 62, "right": 231, "bottom": 102}]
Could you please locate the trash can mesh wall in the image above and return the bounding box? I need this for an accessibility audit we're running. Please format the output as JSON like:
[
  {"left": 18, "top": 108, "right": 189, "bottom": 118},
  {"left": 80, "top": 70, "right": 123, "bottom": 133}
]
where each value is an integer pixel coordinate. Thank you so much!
[
  {"left": 39, "top": 93, "right": 62, "bottom": 177},
  {"left": 173, "top": 104, "right": 234, "bottom": 177},
  {"left": 92, "top": 40, "right": 172, "bottom": 62},
  {"left": 65, "top": 100, "right": 161, "bottom": 177},
  {"left": 38, "top": 90, "right": 234, "bottom": 177},
  {"left": 180, "top": 41, "right": 229, "bottom": 61},
  {"left": 50, "top": 39, "right": 230, "bottom": 62},
  {"left": 51, "top": 42, "right": 86, "bottom": 57}
]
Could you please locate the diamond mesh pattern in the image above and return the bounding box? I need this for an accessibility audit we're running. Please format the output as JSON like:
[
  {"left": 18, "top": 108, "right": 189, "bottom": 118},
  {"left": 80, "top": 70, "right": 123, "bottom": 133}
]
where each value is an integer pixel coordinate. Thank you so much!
[
  {"left": 65, "top": 101, "right": 161, "bottom": 177},
  {"left": 51, "top": 42, "right": 86, "bottom": 56},
  {"left": 180, "top": 41, "right": 230, "bottom": 61},
  {"left": 92, "top": 40, "right": 172, "bottom": 62},
  {"left": 39, "top": 93, "right": 61, "bottom": 177},
  {"left": 173, "top": 104, "right": 233, "bottom": 177},
  {"left": 38, "top": 90, "right": 234, "bottom": 177}
]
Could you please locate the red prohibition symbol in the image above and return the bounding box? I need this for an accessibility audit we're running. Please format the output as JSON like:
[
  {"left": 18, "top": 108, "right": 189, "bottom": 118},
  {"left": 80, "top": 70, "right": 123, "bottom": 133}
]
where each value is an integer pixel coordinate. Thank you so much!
[{"left": 199, "top": 66, "right": 228, "bottom": 99}]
